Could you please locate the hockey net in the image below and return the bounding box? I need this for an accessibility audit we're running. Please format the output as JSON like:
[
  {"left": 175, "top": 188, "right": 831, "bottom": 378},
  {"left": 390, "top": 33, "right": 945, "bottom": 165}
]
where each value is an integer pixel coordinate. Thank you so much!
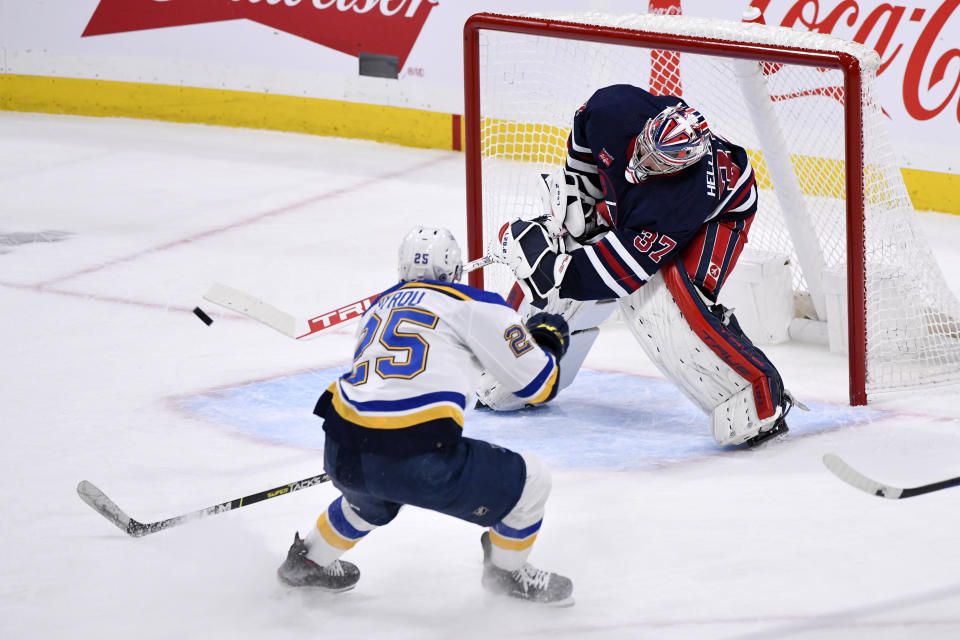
[{"left": 463, "top": 12, "right": 960, "bottom": 404}]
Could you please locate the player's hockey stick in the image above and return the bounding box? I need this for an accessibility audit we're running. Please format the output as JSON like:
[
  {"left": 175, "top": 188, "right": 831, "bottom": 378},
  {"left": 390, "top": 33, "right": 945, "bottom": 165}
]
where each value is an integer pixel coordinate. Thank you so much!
[
  {"left": 822, "top": 453, "right": 960, "bottom": 499},
  {"left": 77, "top": 473, "right": 330, "bottom": 537},
  {"left": 204, "top": 255, "right": 497, "bottom": 340}
]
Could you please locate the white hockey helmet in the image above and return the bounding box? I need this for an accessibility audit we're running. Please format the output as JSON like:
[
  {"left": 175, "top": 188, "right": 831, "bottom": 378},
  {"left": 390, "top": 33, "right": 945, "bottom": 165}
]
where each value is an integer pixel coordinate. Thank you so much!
[{"left": 397, "top": 226, "right": 463, "bottom": 283}]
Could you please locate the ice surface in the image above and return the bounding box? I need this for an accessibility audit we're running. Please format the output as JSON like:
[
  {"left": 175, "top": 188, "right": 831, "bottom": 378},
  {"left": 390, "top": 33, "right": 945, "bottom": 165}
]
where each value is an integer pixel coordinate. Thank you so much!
[{"left": 2, "top": 112, "right": 960, "bottom": 640}]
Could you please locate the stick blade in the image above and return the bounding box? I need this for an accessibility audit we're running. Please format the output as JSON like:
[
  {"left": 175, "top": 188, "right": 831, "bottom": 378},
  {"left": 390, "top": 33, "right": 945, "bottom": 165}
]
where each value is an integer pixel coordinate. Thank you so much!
[
  {"left": 77, "top": 480, "right": 138, "bottom": 534},
  {"left": 822, "top": 453, "right": 903, "bottom": 499},
  {"left": 203, "top": 283, "right": 304, "bottom": 338}
]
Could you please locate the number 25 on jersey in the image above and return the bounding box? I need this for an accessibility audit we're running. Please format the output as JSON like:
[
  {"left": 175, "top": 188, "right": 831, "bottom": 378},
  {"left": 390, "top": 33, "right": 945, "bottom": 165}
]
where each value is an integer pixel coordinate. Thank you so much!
[{"left": 343, "top": 308, "right": 439, "bottom": 385}]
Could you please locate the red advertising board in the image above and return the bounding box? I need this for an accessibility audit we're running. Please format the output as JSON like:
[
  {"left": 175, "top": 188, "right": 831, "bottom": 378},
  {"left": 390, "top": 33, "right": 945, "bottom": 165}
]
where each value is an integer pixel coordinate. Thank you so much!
[{"left": 83, "top": 0, "right": 439, "bottom": 68}]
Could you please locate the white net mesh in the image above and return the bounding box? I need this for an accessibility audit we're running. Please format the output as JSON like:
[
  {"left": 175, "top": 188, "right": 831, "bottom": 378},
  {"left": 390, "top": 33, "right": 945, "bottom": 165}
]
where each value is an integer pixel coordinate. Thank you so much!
[{"left": 469, "top": 12, "right": 960, "bottom": 398}]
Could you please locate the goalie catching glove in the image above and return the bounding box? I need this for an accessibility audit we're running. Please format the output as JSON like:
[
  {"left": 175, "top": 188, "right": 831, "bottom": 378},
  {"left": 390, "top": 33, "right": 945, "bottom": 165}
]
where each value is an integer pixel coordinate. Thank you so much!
[
  {"left": 492, "top": 219, "right": 572, "bottom": 302},
  {"left": 540, "top": 167, "right": 607, "bottom": 243}
]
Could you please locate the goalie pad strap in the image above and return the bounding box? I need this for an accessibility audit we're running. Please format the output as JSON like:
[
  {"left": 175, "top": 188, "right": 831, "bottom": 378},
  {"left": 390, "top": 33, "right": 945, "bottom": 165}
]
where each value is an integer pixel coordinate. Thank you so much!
[{"left": 662, "top": 262, "right": 780, "bottom": 420}]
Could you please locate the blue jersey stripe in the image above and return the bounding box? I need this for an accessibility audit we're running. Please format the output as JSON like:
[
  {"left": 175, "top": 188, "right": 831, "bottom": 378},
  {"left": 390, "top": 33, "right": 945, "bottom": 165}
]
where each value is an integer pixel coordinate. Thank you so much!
[
  {"left": 716, "top": 219, "right": 746, "bottom": 289},
  {"left": 597, "top": 236, "right": 646, "bottom": 290},
  {"left": 597, "top": 170, "right": 618, "bottom": 226},
  {"left": 694, "top": 224, "right": 719, "bottom": 284},
  {"left": 390, "top": 279, "right": 511, "bottom": 307},
  {"left": 493, "top": 518, "right": 543, "bottom": 539},
  {"left": 513, "top": 355, "right": 557, "bottom": 399},
  {"left": 327, "top": 496, "right": 370, "bottom": 540},
  {"left": 337, "top": 385, "right": 467, "bottom": 412}
]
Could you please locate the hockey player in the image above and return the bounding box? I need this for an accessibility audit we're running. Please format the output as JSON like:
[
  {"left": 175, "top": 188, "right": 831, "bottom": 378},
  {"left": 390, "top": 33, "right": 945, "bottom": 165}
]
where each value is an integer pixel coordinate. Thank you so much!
[
  {"left": 487, "top": 84, "right": 799, "bottom": 448},
  {"left": 277, "top": 226, "right": 574, "bottom": 606}
]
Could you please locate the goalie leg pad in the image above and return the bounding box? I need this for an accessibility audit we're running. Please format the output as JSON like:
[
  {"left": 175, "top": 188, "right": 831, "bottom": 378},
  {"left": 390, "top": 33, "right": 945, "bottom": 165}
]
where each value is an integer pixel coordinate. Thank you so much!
[
  {"left": 663, "top": 262, "right": 785, "bottom": 424},
  {"left": 619, "top": 262, "right": 787, "bottom": 446},
  {"left": 557, "top": 327, "right": 600, "bottom": 392},
  {"left": 540, "top": 297, "right": 618, "bottom": 332},
  {"left": 541, "top": 298, "right": 616, "bottom": 391},
  {"left": 711, "top": 386, "right": 784, "bottom": 448},
  {"left": 550, "top": 298, "right": 616, "bottom": 391}
]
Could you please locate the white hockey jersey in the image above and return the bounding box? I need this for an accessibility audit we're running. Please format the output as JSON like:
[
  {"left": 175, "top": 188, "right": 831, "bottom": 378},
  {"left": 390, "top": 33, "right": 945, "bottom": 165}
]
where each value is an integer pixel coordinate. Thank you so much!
[{"left": 316, "top": 280, "right": 559, "bottom": 455}]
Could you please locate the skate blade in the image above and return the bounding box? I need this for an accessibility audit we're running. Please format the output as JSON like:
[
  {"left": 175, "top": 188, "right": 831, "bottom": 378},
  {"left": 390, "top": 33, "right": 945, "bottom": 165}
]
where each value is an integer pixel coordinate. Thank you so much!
[
  {"left": 546, "top": 595, "right": 575, "bottom": 608},
  {"left": 482, "top": 588, "right": 575, "bottom": 608},
  {"left": 276, "top": 572, "right": 358, "bottom": 594},
  {"left": 746, "top": 424, "right": 789, "bottom": 449}
]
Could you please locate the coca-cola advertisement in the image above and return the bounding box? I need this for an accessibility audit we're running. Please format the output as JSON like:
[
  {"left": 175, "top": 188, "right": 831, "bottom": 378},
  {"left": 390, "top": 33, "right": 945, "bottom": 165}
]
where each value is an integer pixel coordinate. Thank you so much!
[
  {"left": 741, "top": 0, "right": 960, "bottom": 171},
  {"left": 749, "top": 0, "right": 959, "bottom": 122}
]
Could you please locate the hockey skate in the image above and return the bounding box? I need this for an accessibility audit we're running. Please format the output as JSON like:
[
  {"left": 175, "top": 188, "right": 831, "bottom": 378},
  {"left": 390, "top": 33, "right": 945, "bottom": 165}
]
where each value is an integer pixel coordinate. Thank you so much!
[
  {"left": 745, "top": 416, "right": 789, "bottom": 448},
  {"left": 480, "top": 531, "right": 574, "bottom": 606},
  {"left": 745, "top": 391, "right": 806, "bottom": 448},
  {"left": 277, "top": 532, "right": 360, "bottom": 592}
]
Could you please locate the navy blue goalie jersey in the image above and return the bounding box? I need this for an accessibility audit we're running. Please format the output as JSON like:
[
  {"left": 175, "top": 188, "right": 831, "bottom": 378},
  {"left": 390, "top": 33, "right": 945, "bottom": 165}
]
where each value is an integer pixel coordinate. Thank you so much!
[{"left": 559, "top": 84, "right": 758, "bottom": 301}]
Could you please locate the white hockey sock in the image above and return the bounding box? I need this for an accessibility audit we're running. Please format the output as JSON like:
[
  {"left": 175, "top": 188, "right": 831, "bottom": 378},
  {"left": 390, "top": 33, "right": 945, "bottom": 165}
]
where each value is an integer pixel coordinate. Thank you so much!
[
  {"left": 303, "top": 496, "right": 377, "bottom": 567},
  {"left": 489, "top": 453, "right": 551, "bottom": 571}
]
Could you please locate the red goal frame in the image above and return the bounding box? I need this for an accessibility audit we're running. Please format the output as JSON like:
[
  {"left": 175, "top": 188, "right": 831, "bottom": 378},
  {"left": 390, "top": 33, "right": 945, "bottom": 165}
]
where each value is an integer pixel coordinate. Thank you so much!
[{"left": 462, "top": 12, "right": 869, "bottom": 405}]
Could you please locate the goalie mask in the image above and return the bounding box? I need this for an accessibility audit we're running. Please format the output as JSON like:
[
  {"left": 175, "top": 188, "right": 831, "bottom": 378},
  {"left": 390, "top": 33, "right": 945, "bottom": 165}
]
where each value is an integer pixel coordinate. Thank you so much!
[
  {"left": 397, "top": 226, "right": 463, "bottom": 283},
  {"left": 626, "top": 104, "right": 711, "bottom": 184}
]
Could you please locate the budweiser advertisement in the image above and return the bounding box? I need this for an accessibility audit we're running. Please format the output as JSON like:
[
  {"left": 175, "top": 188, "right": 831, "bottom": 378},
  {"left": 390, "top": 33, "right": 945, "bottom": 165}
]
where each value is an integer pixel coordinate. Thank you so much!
[{"left": 82, "top": 0, "right": 439, "bottom": 69}]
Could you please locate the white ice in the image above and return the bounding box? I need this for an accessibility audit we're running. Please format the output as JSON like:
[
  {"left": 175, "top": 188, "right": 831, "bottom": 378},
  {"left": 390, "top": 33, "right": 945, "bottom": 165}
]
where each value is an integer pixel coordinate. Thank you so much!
[{"left": 2, "top": 112, "right": 960, "bottom": 640}]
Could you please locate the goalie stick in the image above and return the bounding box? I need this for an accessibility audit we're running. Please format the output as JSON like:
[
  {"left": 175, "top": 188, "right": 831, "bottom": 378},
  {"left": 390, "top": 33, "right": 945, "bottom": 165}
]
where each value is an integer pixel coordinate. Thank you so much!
[
  {"left": 822, "top": 453, "right": 960, "bottom": 500},
  {"left": 204, "top": 255, "right": 496, "bottom": 340},
  {"left": 77, "top": 473, "right": 330, "bottom": 537}
]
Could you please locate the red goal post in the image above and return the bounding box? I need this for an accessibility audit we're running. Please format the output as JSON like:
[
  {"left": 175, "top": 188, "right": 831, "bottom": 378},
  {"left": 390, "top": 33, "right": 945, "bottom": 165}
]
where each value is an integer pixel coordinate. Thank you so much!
[{"left": 462, "top": 12, "right": 960, "bottom": 406}]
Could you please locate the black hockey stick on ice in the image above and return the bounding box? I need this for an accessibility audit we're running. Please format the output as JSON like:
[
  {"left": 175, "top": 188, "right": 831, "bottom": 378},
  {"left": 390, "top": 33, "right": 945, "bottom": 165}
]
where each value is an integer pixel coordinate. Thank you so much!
[
  {"left": 823, "top": 453, "right": 960, "bottom": 499},
  {"left": 77, "top": 473, "right": 330, "bottom": 537}
]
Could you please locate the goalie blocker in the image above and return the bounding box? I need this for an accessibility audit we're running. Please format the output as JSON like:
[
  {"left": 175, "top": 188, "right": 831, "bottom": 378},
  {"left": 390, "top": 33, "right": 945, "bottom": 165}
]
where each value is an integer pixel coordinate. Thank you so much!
[{"left": 494, "top": 218, "right": 572, "bottom": 302}]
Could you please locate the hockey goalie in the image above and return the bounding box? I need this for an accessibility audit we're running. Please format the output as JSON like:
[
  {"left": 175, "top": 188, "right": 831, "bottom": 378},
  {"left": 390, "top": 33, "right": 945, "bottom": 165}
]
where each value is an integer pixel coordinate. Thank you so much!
[{"left": 484, "top": 83, "right": 801, "bottom": 448}]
